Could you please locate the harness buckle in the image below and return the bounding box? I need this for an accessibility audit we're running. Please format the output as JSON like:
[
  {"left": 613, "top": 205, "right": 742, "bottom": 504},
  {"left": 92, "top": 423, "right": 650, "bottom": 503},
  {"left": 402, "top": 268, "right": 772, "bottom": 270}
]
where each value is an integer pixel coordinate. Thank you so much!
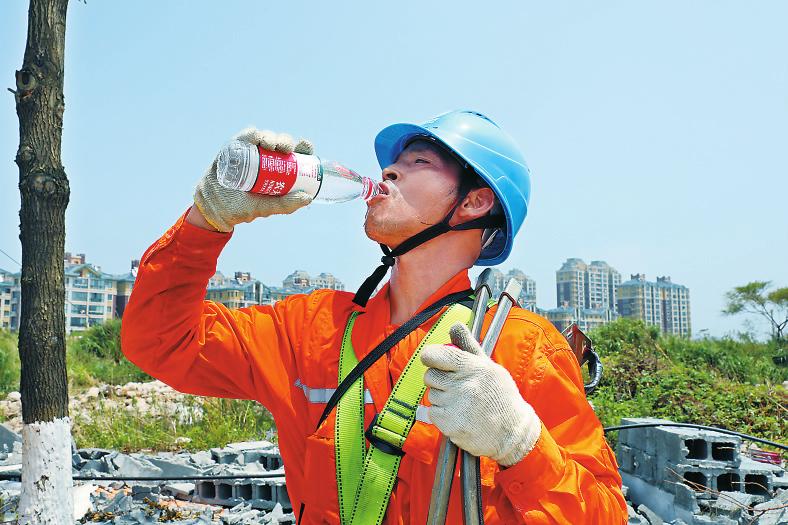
[{"left": 365, "top": 414, "right": 405, "bottom": 457}]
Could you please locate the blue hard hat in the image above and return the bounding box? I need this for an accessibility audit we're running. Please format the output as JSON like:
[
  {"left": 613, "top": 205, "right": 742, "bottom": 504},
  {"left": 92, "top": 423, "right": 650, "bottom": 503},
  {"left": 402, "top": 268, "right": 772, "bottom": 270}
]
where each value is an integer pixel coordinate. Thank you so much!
[{"left": 374, "top": 110, "right": 531, "bottom": 266}]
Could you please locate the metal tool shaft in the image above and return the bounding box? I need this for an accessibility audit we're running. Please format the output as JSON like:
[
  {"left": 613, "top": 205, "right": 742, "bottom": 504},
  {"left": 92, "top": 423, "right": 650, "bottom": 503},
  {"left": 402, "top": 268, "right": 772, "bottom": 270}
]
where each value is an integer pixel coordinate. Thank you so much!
[
  {"left": 460, "top": 278, "right": 522, "bottom": 525},
  {"left": 426, "top": 269, "right": 493, "bottom": 525},
  {"left": 427, "top": 274, "right": 522, "bottom": 525}
]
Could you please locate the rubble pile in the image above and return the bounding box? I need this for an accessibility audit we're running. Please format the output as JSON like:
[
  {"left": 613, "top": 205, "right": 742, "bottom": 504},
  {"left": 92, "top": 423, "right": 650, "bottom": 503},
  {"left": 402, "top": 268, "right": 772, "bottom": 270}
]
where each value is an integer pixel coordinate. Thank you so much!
[
  {"left": 1, "top": 383, "right": 785, "bottom": 524},
  {"left": 618, "top": 418, "right": 787, "bottom": 524},
  {"left": 0, "top": 381, "right": 204, "bottom": 434},
  {"left": 0, "top": 428, "right": 294, "bottom": 524}
]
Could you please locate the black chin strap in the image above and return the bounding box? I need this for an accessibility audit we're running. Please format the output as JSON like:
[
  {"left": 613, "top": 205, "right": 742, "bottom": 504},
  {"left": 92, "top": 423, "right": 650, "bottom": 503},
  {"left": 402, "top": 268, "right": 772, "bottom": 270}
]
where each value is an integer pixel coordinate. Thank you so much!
[{"left": 352, "top": 196, "right": 504, "bottom": 307}]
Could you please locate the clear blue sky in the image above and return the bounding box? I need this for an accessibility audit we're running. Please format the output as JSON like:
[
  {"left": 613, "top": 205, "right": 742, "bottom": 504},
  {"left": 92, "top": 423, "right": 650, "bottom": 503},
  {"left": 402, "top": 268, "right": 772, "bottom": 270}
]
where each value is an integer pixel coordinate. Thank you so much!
[{"left": 2, "top": 1, "right": 786, "bottom": 337}]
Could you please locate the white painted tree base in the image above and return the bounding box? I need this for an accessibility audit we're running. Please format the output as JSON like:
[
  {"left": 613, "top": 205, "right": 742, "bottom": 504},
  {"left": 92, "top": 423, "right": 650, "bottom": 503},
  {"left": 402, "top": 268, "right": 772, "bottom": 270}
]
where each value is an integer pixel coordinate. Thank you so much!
[{"left": 18, "top": 417, "right": 74, "bottom": 525}]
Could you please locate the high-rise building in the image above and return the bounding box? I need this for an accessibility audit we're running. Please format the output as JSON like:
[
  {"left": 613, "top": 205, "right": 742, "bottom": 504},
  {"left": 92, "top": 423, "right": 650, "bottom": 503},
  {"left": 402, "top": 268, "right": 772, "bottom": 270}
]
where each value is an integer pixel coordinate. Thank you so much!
[
  {"left": 487, "top": 268, "right": 537, "bottom": 312},
  {"left": 556, "top": 258, "right": 587, "bottom": 309},
  {"left": 550, "top": 258, "right": 621, "bottom": 333},
  {"left": 617, "top": 274, "right": 691, "bottom": 337},
  {"left": 556, "top": 258, "right": 620, "bottom": 312},
  {"left": 587, "top": 261, "right": 621, "bottom": 311}
]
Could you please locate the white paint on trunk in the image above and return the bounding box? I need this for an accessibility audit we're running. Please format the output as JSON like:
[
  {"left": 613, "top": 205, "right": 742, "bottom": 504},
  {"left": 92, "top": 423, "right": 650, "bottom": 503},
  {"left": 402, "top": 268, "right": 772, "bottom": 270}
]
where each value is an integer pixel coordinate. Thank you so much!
[{"left": 18, "top": 417, "right": 73, "bottom": 525}]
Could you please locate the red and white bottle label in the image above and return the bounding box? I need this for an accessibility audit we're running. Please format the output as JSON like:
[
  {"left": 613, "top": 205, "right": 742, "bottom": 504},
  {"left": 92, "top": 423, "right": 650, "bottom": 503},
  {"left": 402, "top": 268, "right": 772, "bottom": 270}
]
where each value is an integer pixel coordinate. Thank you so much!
[{"left": 250, "top": 146, "right": 322, "bottom": 198}]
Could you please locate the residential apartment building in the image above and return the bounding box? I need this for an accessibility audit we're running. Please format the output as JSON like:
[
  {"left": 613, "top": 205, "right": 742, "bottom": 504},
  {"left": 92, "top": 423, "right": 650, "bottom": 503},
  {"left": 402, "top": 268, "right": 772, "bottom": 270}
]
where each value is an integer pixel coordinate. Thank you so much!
[
  {"left": 1, "top": 255, "right": 134, "bottom": 333},
  {"left": 282, "top": 270, "right": 345, "bottom": 291},
  {"left": 556, "top": 258, "right": 620, "bottom": 312},
  {"left": 207, "top": 270, "right": 346, "bottom": 309},
  {"left": 617, "top": 274, "right": 691, "bottom": 337},
  {"left": 0, "top": 269, "right": 19, "bottom": 331},
  {"left": 488, "top": 268, "right": 537, "bottom": 312},
  {"left": 64, "top": 261, "right": 124, "bottom": 332},
  {"left": 206, "top": 271, "right": 268, "bottom": 309}
]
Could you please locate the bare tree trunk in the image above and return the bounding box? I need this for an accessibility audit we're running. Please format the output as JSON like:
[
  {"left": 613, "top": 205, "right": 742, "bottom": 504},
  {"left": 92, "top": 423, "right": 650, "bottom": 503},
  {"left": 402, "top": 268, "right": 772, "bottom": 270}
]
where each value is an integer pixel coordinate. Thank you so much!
[{"left": 13, "top": 0, "right": 73, "bottom": 523}]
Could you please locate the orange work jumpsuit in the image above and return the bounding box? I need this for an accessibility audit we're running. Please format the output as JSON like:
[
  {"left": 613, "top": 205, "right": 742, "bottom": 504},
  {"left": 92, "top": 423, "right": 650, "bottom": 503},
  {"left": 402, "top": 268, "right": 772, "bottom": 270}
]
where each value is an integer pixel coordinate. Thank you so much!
[{"left": 121, "top": 211, "right": 628, "bottom": 524}]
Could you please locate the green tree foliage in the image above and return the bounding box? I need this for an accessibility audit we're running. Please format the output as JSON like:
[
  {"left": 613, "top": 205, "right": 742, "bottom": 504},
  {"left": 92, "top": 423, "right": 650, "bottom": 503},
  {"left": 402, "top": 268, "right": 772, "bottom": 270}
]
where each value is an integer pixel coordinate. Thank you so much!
[
  {"left": 589, "top": 319, "right": 787, "bottom": 449},
  {"left": 723, "top": 281, "right": 788, "bottom": 342},
  {"left": 0, "top": 330, "right": 20, "bottom": 396}
]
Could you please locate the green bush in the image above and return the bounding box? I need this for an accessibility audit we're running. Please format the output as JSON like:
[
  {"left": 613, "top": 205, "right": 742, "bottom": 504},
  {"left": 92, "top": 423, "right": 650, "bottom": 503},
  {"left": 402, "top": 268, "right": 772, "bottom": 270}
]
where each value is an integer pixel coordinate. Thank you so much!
[
  {"left": 71, "top": 319, "right": 123, "bottom": 361},
  {"left": 589, "top": 319, "right": 788, "bottom": 449},
  {"left": 68, "top": 319, "right": 150, "bottom": 387},
  {"left": 0, "top": 330, "right": 20, "bottom": 397}
]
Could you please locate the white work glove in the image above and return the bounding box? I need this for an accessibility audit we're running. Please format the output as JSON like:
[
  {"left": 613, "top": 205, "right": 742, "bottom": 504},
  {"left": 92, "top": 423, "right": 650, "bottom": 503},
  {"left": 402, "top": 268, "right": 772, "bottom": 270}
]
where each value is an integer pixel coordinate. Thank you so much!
[
  {"left": 194, "top": 128, "right": 315, "bottom": 232},
  {"left": 421, "top": 323, "right": 542, "bottom": 467}
]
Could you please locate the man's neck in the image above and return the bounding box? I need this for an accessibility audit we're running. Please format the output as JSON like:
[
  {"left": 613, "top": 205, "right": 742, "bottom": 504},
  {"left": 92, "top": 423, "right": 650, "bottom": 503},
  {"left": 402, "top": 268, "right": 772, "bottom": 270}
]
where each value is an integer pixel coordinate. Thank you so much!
[{"left": 387, "top": 239, "right": 475, "bottom": 326}]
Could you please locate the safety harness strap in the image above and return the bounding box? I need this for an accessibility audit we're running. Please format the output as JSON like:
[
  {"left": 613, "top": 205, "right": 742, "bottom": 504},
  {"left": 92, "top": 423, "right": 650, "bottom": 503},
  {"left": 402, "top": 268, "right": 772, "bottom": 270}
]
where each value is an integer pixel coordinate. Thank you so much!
[
  {"left": 335, "top": 303, "right": 473, "bottom": 525},
  {"left": 317, "top": 289, "right": 473, "bottom": 430},
  {"left": 335, "top": 312, "right": 365, "bottom": 524},
  {"left": 352, "top": 199, "right": 504, "bottom": 307}
]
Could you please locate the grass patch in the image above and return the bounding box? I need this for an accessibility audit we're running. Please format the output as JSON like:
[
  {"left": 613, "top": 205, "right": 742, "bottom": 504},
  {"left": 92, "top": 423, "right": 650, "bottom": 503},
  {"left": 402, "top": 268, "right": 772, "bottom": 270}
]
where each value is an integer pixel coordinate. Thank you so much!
[
  {"left": 68, "top": 319, "right": 150, "bottom": 388},
  {"left": 72, "top": 396, "right": 274, "bottom": 452}
]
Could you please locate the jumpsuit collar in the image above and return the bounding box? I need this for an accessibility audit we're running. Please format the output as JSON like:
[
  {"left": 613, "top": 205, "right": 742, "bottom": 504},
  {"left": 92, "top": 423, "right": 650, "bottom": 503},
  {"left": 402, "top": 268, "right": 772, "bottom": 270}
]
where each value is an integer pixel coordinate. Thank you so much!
[{"left": 363, "top": 269, "right": 473, "bottom": 330}]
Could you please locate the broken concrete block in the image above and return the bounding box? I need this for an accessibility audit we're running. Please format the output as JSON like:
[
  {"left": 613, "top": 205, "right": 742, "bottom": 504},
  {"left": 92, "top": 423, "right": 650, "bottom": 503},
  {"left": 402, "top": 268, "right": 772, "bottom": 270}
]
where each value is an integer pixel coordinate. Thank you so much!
[
  {"left": 78, "top": 447, "right": 113, "bottom": 460},
  {"left": 617, "top": 444, "right": 635, "bottom": 473},
  {"left": 111, "top": 453, "right": 164, "bottom": 477},
  {"left": 146, "top": 456, "right": 202, "bottom": 477},
  {"left": 708, "top": 491, "right": 758, "bottom": 521},
  {"left": 752, "top": 489, "right": 788, "bottom": 525},
  {"left": 636, "top": 504, "right": 663, "bottom": 524},
  {"left": 212, "top": 447, "right": 242, "bottom": 465},
  {"left": 737, "top": 457, "right": 782, "bottom": 498},
  {"left": 131, "top": 483, "right": 160, "bottom": 501},
  {"left": 163, "top": 481, "right": 195, "bottom": 500},
  {"left": 188, "top": 450, "right": 214, "bottom": 466},
  {"left": 0, "top": 423, "right": 20, "bottom": 454},
  {"left": 627, "top": 502, "right": 649, "bottom": 524},
  {"left": 78, "top": 458, "right": 109, "bottom": 473},
  {"left": 102, "top": 491, "right": 134, "bottom": 513}
]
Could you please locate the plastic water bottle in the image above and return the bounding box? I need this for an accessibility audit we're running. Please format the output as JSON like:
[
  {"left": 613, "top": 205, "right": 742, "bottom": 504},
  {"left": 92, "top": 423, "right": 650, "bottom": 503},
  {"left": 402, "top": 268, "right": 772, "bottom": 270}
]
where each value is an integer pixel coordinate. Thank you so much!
[{"left": 216, "top": 140, "right": 379, "bottom": 203}]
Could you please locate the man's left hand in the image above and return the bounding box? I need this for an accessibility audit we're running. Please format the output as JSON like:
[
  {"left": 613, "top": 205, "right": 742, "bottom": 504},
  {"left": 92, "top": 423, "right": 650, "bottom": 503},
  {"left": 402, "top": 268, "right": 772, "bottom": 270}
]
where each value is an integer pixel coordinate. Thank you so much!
[{"left": 421, "top": 323, "right": 542, "bottom": 466}]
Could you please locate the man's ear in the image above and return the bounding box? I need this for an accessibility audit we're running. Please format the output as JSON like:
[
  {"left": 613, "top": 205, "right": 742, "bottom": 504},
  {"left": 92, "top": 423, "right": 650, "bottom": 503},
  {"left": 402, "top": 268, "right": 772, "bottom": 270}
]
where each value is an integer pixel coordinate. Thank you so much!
[{"left": 460, "top": 187, "right": 496, "bottom": 220}]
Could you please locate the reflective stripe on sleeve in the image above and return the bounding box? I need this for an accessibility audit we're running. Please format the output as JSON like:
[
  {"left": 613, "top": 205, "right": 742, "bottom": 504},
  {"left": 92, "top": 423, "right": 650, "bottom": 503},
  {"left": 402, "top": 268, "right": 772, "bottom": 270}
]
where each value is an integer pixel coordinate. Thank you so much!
[
  {"left": 295, "top": 379, "right": 374, "bottom": 405},
  {"left": 415, "top": 405, "right": 432, "bottom": 425}
]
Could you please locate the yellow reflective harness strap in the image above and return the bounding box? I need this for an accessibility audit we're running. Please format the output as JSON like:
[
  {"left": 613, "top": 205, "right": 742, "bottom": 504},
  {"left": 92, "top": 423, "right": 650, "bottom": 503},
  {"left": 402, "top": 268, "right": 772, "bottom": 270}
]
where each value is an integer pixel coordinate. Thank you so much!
[
  {"left": 335, "top": 303, "right": 473, "bottom": 525},
  {"left": 336, "top": 311, "right": 365, "bottom": 525}
]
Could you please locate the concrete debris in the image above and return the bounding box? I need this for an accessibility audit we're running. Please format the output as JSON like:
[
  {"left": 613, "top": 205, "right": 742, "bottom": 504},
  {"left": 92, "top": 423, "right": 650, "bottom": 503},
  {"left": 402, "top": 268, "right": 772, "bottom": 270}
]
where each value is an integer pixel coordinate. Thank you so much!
[
  {"left": 61, "top": 439, "right": 294, "bottom": 523},
  {"left": 0, "top": 480, "right": 21, "bottom": 523},
  {"left": 637, "top": 504, "right": 664, "bottom": 525},
  {"left": 0, "top": 423, "right": 21, "bottom": 454},
  {"left": 618, "top": 418, "right": 787, "bottom": 525},
  {"left": 73, "top": 483, "right": 97, "bottom": 521},
  {"left": 0, "top": 381, "right": 207, "bottom": 435},
  {"left": 752, "top": 489, "right": 787, "bottom": 525},
  {"left": 163, "top": 482, "right": 196, "bottom": 500}
]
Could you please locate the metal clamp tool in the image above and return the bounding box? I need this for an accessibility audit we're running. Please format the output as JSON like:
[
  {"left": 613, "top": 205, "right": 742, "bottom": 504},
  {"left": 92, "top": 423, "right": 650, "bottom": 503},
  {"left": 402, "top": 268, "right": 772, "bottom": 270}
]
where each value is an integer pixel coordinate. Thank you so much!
[{"left": 427, "top": 271, "right": 522, "bottom": 525}]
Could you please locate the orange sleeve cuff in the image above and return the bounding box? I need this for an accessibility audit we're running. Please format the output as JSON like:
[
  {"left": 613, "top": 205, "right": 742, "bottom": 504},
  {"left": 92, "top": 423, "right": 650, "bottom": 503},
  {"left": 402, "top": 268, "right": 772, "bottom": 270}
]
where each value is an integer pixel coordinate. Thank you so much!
[
  {"left": 140, "top": 207, "right": 232, "bottom": 267},
  {"left": 495, "top": 422, "right": 566, "bottom": 510}
]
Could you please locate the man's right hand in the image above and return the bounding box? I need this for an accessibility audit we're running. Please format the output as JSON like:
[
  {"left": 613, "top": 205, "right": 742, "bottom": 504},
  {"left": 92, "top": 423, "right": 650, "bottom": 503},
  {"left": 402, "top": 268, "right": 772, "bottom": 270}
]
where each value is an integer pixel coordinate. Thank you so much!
[{"left": 192, "top": 128, "right": 315, "bottom": 232}]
